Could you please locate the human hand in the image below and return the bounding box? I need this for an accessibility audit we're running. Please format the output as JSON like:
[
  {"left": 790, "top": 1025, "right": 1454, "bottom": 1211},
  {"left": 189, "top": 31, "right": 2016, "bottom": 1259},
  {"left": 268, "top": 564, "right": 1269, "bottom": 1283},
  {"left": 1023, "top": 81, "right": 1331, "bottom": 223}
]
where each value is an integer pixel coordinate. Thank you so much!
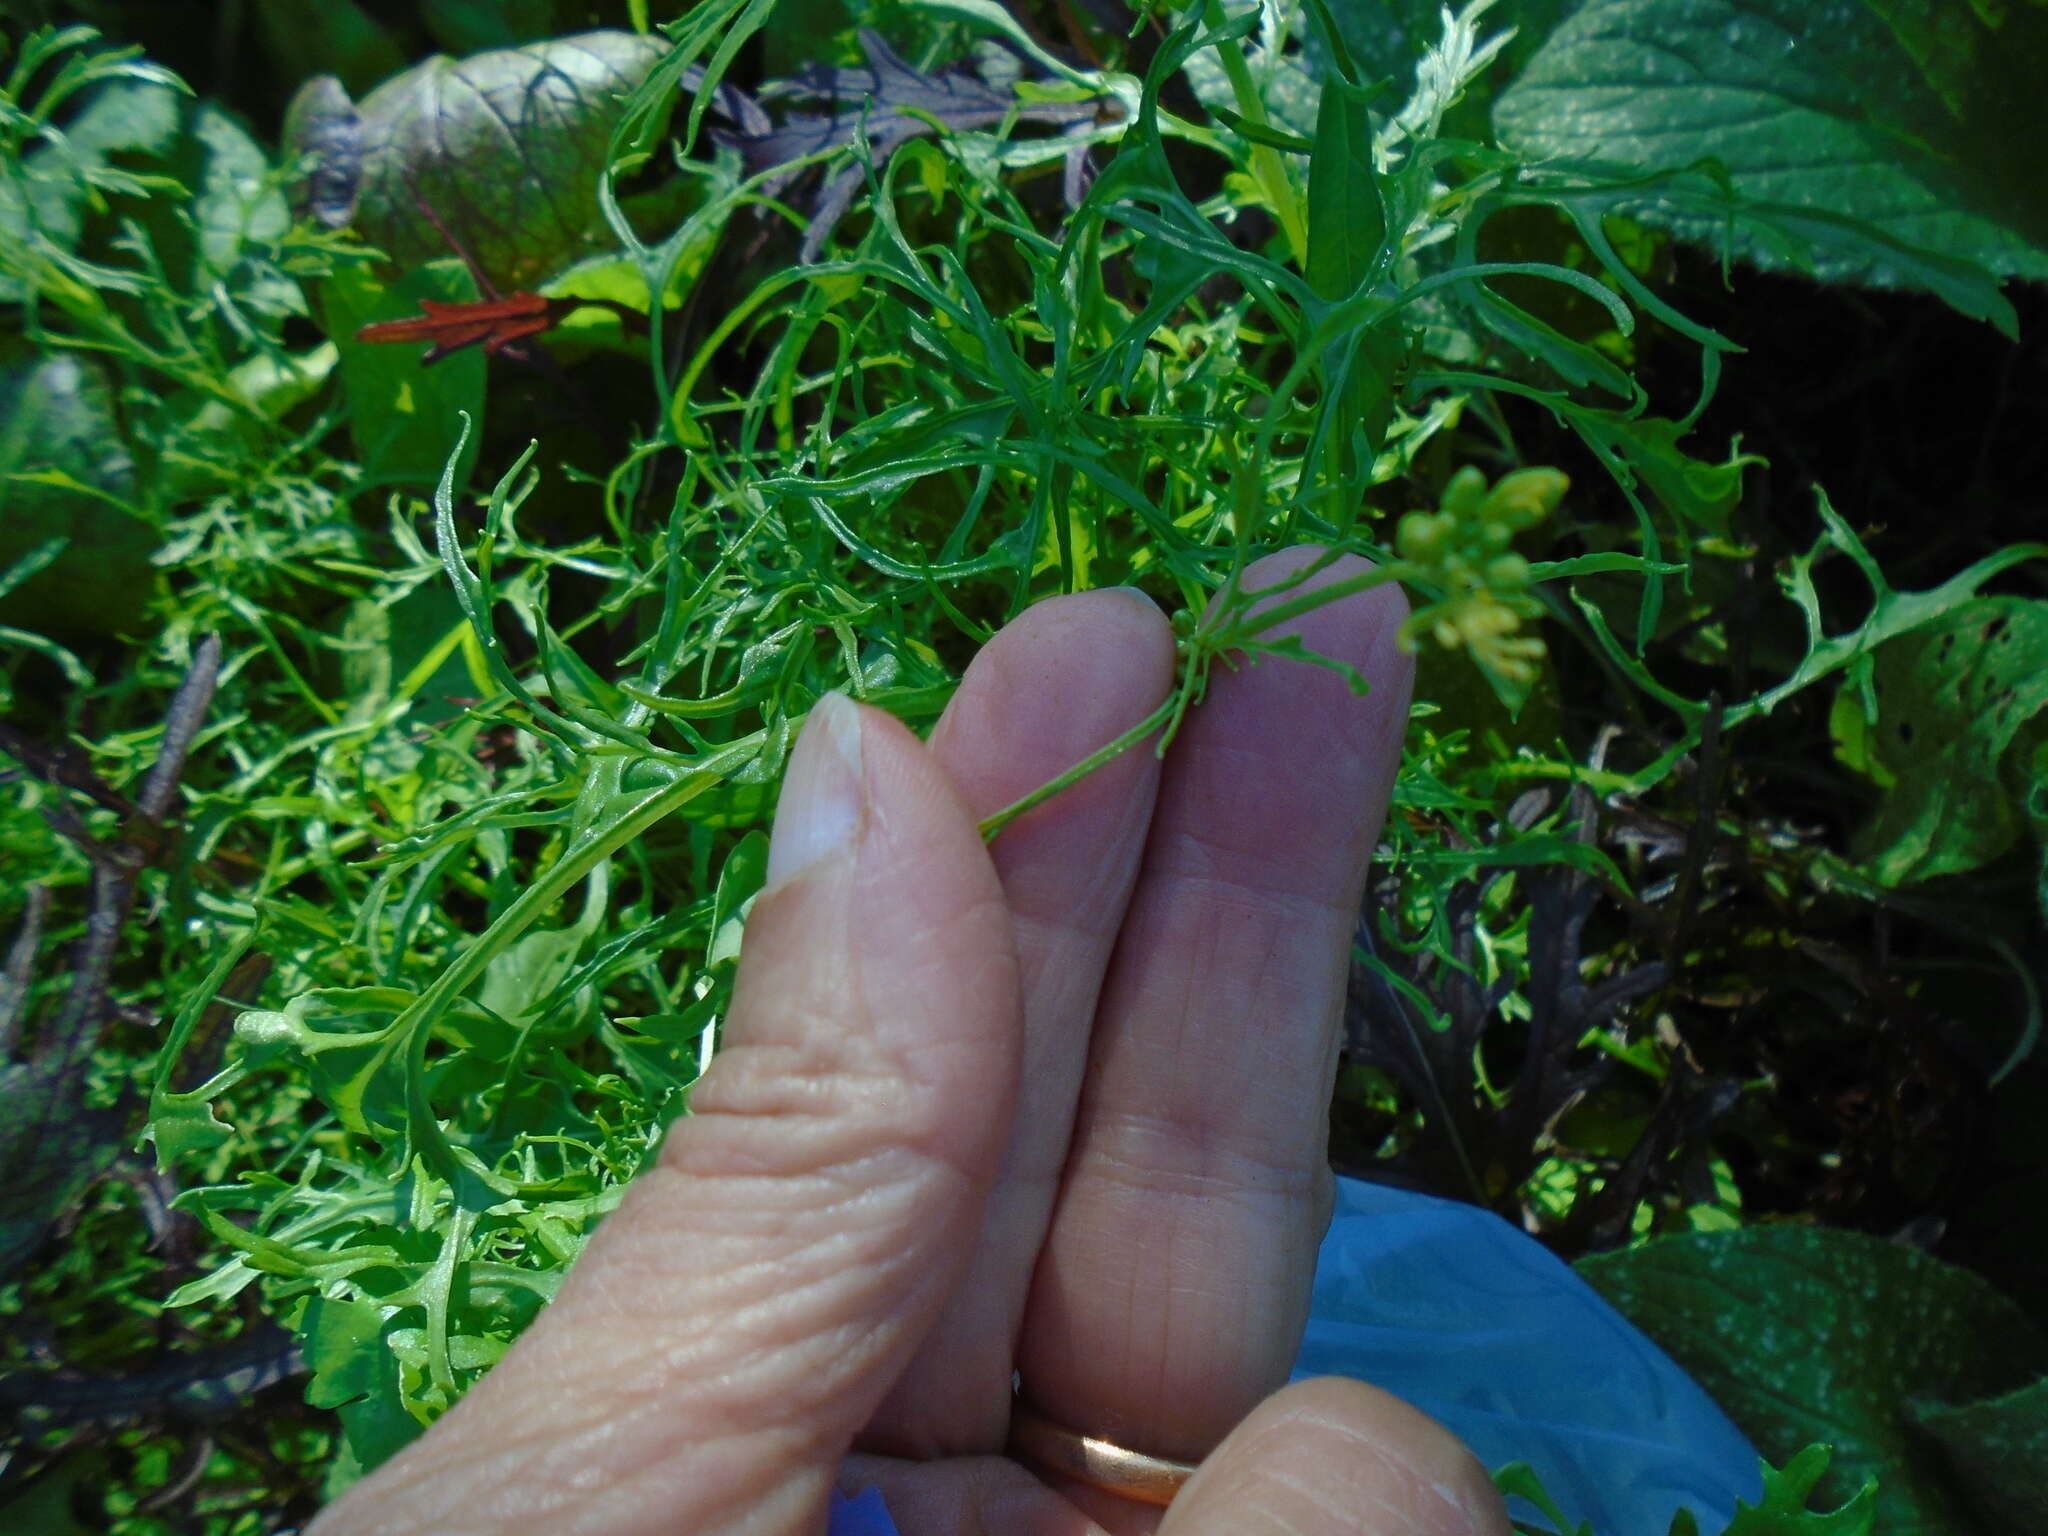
[{"left": 312, "top": 547, "right": 1509, "bottom": 1536}]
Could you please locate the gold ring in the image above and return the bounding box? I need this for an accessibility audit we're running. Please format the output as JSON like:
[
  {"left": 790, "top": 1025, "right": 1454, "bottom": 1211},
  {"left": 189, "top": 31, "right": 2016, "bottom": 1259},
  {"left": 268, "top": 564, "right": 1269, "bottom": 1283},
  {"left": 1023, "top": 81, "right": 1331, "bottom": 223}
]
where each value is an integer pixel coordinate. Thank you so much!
[{"left": 1006, "top": 1400, "right": 1197, "bottom": 1507}]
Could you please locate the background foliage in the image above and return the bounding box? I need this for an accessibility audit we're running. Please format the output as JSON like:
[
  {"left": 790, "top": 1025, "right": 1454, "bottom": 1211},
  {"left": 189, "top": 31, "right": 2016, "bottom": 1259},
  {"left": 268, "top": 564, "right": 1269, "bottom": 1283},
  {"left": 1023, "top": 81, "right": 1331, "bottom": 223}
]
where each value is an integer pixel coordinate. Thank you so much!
[{"left": 2, "top": 0, "right": 2045, "bottom": 1530}]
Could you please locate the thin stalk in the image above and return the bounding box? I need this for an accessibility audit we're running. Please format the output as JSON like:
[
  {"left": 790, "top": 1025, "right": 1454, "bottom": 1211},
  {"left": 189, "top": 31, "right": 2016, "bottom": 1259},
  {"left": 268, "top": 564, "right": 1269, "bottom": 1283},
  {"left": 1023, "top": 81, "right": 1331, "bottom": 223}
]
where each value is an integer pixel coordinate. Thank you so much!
[
  {"left": 1202, "top": 0, "right": 1308, "bottom": 265},
  {"left": 977, "top": 560, "right": 1412, "bottom": 841},
  {"left": 978, "top": 695, "right": 1178, "bottom": 841}
]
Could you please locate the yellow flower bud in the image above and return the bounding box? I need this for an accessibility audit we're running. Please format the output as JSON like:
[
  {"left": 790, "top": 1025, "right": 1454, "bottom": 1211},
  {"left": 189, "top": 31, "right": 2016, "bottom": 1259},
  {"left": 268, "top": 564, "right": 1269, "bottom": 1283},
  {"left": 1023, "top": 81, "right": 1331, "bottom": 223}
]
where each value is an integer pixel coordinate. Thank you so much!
[{"left": 1482, "top": 468, "right": 1569, "bottom": 529}]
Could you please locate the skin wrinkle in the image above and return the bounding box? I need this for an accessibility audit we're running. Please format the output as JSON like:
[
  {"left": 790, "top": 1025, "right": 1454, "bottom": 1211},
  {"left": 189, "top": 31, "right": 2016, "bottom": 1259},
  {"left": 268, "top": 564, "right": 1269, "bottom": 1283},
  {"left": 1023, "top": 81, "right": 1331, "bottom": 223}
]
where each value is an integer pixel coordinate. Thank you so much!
[
  {"left": 1007, "top": 907, "right": 1118, "bottom": 1030},
  {"left": 1098, "top": 947, "right": 1334, "bottom": 1166},
  {"left": 508, "top": 1422, "right": 822, "bottom": 1536},
  {"left": 678, "top": 1044, "right": 921, "bottom": 1125},
  {"left": 1160, "top": 1382, "right": 1506, "bottom": 1536},
  {"left": 1023, "top": 1175, "right": 1311, "bottom": 1435},
  {"left": 414, "top": 1164, "right": 972, "bottom": 1532},
  {"left": 319, "top": 570, "right": 1502, "bottom": 1536},
  {"left": 866, "top": 593, "right": 1173, "bottom": 1453},
  {"left": 581, "top": 1155, "right": 937, "bottom": 1286},
  {"left": 724, "top": 863, "right": 1017, "bottom": 1180},
  {"left": 573, "top": 1175, "right": 967, "bottom": 1352},
  {"left": 1148, "top": 813, "right": 1373, "bottom": 914},
  {"left": 538, "top": 1246, "right": 918, "bottom": 1424},
  {"left": 1003, "top": 802, "right": 1151, "bottom": 934},
  {"left": 1014, "top": 564, "right": 1412, "bottom": 1461},
  {"left": 351, "top": 1408, "right": 784, "bottom": 1536},
  {"left": 1158, "top": 734, "right": 1377, "bottom": 866},
  {"left": 1070, "top": 1122, "right": 1326, "bottom": 1205}
]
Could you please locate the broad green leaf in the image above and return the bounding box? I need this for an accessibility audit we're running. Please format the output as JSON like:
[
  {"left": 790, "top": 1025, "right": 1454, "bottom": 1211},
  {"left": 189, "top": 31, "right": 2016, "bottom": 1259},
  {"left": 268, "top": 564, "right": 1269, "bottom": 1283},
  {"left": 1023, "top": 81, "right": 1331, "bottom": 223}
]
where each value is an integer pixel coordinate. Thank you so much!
[
  {"left": 301, "top": 1295, "right": 422, "bottom": 1487},
  {"left": 0, "top": 349, "right": 156, "bottom": 639},
  {"left": 304, "top": 31, "right": 669, "bottom": 290},
  {"left": 1579, "top": 1226, "right": 2048, "bottom": 1533},
  {"left": 1907, "top": 1375, "right": 2048, "bottom": 1527},
  {"left": 302, "top": 1295, "right": 398, "bottom": 1411},
  {"left": 1494, "top": 0, "right": 2048, "bottom": 314},
  {"left": 321, "top": 259, "right": 486, "bottom": 491},
  {"left": 187, "top": 102, "right": 292, "bottom": 281},
  {"left": 1832, "top": 597, "right": 2048, "bottom": 885}
]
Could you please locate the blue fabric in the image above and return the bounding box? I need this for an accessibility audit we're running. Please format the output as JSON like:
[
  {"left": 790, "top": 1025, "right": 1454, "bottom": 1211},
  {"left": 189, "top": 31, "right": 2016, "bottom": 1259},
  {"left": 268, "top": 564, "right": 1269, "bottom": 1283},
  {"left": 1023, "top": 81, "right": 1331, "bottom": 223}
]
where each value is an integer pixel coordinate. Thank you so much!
[
  {"left": 827, "top": 1176, "right": 1763, "bottom": 1536},
  {"left": 1291, "top": 1178, "right": 1762, "bottom": 1534},
  {"left": 826, "top": 1485, "right": 897, "bottom": 1535}
]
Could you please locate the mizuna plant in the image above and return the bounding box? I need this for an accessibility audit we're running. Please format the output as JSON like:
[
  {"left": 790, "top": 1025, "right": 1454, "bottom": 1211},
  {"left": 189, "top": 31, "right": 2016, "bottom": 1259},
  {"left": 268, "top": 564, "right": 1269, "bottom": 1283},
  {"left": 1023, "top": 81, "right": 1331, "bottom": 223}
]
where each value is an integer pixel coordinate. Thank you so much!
[{"left": 4, "top": 2, "right": 2043, "bottom": 1529}]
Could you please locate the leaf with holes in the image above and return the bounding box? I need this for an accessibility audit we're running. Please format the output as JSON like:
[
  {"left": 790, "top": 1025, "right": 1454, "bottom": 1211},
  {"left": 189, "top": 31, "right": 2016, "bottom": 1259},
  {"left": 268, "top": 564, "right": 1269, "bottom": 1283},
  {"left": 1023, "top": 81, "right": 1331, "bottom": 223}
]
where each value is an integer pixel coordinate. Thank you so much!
[{"left": 1830, "top": 597, "right": 2048, "bottom": 886}]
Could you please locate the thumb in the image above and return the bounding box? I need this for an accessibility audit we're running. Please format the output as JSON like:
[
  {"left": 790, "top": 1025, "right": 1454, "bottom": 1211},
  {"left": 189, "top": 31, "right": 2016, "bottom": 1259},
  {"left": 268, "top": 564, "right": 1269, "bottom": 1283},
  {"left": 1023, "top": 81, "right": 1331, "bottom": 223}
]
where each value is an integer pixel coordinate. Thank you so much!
[
  {"left": 314, "top": 694, "right": 1021, "bottom": 1536},
  {"left": 1159, "top": 1378, "right": 1510, "bottom": 1536}
]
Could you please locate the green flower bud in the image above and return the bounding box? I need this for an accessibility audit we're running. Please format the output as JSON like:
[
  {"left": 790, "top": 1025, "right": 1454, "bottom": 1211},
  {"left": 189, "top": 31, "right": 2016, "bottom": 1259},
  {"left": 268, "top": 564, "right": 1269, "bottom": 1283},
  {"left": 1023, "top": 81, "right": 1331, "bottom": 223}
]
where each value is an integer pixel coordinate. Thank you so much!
[
  {"left": 1441, "top": 465, "right": 1488, "bottom": 518},
  {"left": 1486, "top": 554, "right": 1531, "bottom": 588},
  {"left": 1396, "top": 511, "right": 1452, "bottom": 564}
]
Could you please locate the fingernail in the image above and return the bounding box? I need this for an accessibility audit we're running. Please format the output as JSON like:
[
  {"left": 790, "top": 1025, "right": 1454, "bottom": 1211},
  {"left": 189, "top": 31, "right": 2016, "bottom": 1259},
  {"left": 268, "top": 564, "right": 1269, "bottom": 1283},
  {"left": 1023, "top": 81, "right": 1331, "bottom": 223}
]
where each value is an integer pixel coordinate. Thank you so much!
[
  {"left": 1101, "top": 584, "right": 1158, "bottom": 612},
  {"left": 766, "top": 692, "right": 867, "bottom": 886}
]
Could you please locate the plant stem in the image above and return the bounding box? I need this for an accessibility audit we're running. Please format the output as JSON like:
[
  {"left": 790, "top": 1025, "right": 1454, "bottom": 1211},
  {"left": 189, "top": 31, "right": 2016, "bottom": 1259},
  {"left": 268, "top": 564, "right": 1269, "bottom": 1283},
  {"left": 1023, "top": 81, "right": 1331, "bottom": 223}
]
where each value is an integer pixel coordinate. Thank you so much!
[
  {"left": 977, "top": 561, "right": 1414, "bottom": 841},
  {"left": 1215, "top": 561, "right": 1414, "bottom": 643},
  {"left": 1203, "top": 0, "right": 1308, "bottom": 266},
  {"left": 978, "top": 695, "right": 1179, "bottom": 840}
]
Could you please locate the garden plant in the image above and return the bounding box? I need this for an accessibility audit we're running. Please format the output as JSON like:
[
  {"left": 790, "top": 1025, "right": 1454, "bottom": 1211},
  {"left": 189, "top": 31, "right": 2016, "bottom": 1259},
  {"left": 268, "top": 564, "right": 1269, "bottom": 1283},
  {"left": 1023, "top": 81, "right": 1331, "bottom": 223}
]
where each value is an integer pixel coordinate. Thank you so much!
[{"left": 3, "top": 0, "right": 2046, "bottom": 1530}]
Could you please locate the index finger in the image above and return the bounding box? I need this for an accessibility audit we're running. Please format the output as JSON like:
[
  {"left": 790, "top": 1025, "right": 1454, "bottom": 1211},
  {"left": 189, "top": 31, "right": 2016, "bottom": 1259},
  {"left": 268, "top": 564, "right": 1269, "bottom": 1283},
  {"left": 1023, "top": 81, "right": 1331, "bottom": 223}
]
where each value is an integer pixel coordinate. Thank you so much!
[{"left": 1016, "top": 547, "right": 1414, "bottom": 1461}]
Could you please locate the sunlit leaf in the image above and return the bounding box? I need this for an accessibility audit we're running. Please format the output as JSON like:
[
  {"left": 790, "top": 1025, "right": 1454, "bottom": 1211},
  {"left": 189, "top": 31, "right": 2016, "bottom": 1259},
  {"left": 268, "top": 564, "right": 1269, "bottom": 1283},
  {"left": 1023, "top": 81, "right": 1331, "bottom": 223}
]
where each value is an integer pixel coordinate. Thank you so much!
[{"left": 1494, "top": 0, "right": 2048, "bottom": 322}]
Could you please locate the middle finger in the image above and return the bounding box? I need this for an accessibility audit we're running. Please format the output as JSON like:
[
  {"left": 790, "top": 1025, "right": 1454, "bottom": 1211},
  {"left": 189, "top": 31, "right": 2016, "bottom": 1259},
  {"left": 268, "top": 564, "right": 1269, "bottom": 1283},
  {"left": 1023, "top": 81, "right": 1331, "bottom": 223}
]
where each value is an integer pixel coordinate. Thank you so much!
[
  {"left": 861, "top": 587, "right": 1177, "bottom": 1455},
  {"left": 1017, "top": 547, "right": 1414, "bottom": 1462}
]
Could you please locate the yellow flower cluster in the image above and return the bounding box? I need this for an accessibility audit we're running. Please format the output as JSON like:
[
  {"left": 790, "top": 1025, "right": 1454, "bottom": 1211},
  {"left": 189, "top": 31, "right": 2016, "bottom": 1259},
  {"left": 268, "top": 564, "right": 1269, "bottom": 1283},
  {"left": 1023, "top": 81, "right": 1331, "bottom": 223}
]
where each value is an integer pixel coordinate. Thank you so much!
[{"left": 1395, "top": 466, "right": 1568, "bottom": 685}]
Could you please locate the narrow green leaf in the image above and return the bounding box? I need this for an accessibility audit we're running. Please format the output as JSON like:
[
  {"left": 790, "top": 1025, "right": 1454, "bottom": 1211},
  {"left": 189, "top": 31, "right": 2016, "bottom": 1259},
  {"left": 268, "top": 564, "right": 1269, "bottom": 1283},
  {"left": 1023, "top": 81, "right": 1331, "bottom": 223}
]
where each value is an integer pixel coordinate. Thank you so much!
[{"left": 1306, "top": 77, "right": 1383, "bottom": 302}]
